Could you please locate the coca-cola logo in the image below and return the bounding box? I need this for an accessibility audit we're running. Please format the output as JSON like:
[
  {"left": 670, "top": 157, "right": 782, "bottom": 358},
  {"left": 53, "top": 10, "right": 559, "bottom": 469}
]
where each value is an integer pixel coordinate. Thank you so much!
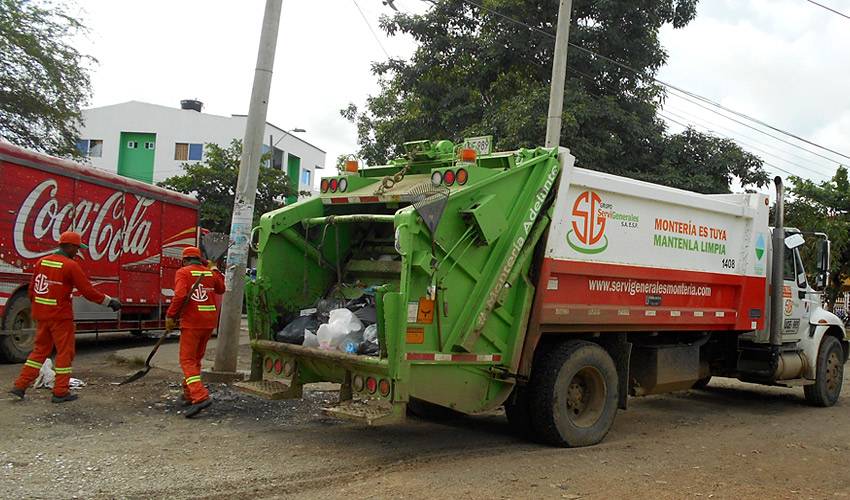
[{"left": 14, "top": 180, "right": 154, "bottom": 262}]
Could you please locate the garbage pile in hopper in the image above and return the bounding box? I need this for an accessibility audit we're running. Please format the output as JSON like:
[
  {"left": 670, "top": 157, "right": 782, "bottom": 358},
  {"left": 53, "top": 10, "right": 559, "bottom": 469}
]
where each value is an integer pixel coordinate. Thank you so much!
[{"left": 275, "top": 290, "right": 380, "bottom": 356}]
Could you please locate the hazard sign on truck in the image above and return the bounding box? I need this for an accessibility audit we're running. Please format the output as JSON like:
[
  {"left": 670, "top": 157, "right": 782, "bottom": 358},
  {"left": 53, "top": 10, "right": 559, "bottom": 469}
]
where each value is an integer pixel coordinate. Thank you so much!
[{"left": 0, "top": 142, "right": 200, "bottom": 362}]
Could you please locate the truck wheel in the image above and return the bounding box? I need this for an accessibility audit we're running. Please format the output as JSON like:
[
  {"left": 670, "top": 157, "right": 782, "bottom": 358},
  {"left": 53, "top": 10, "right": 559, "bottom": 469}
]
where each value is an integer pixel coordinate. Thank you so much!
[
  {"left": 1, "top": 293, "right": 35, "bottom": 363},
  {"left": 692, "top": 376, "right": 712, "bottom": 389},
  {"left": 804, "top": 335, "right": 844, "bottom": 407},
  {"left": 529, "top": 340, "right": 619, "bottom": 447},
  {"left": 504, "top": 385, "right": 533, "bottom": 439}
]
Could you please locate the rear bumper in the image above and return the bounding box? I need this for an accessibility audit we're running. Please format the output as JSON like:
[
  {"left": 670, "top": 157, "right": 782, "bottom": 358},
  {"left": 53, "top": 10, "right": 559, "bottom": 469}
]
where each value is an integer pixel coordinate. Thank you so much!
[{"left": 252, "top": 339, "right": 389, "bottom": 376}]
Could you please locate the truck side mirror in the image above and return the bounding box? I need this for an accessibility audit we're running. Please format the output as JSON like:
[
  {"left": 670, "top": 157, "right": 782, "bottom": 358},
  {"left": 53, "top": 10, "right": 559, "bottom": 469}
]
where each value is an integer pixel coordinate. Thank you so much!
[{"left": 815, "top": 238, "right": 830, "bottom": 290}]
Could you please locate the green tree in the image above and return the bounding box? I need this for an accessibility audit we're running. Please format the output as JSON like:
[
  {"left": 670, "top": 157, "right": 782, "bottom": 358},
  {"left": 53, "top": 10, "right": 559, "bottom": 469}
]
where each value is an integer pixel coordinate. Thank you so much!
[
  {"left": 158, "top": 140, "right": 296, "bottom": 233},
  {"left": 0, "top": 0, "right": 95, "bottom": 157},
  {"left": 785, "top": 167, "right": 850, "bottom": 309},
  {"left": 343, "top": 0, "right": 767, "bottom": 193}
]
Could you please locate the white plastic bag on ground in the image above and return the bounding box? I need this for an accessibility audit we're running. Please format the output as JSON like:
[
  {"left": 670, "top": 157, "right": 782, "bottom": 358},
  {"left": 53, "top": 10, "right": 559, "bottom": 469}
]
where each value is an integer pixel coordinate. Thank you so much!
[{"left": 33, "top": 358, "right": 55, "bottom": 389}]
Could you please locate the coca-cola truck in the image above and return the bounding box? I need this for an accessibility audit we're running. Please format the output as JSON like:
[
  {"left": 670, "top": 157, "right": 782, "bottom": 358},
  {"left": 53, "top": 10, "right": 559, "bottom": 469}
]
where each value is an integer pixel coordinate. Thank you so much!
[{"left": 0, "top": 142, "right": 200, "bottom": 362}]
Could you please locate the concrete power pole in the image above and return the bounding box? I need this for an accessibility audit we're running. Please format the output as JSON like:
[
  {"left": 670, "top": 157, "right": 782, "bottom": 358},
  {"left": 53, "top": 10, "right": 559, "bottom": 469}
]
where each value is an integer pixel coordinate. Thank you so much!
[
  {"left": 544, "top": 0, "right": 574, "bottom": 148},
  {"left": 211, "top": 0, "right": 283, "bottom": 379}
]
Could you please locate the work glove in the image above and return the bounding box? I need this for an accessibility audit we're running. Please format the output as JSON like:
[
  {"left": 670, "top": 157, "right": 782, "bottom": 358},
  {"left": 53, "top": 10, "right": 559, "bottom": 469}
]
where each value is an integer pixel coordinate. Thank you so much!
[
  {"left": 165, "top": 317, "right": 177, "bottom": 333},
  {"left": 107, "top": 298, "right": 122, "bottom": 311},
  {"left": 207, "top": 259, "right": 219, "bottom": 272}
]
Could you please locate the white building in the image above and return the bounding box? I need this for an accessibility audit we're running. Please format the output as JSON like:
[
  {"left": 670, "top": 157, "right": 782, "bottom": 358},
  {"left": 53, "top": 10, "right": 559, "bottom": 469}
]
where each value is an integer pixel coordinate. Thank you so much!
[{"left": 77, "top": 100, "right": 325, "bottom": 196}]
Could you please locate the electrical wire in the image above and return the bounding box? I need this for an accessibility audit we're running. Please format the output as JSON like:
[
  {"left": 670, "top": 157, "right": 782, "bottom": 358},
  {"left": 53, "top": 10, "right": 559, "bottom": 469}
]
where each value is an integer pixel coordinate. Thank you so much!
[
  {"left": 455, "top": 0, "right": 850, "bottom": 163},
  {"left": 352, "top": 0, "right": 393, "bottom": 59},
  {"left": 806, "top": 0, "right": 850, "bottom": 20}
]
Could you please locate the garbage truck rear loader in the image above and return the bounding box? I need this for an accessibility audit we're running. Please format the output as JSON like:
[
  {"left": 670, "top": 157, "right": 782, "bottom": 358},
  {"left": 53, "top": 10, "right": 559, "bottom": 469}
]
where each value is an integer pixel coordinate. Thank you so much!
[{"left": 240, "top": 140, "right": 847, "bottom": 447}]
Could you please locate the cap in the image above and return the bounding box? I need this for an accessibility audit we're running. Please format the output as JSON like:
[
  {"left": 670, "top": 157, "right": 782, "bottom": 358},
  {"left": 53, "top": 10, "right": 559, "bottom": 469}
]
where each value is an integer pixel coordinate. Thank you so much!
[
  {"left": 59, "top": 231, "right": 88, "bottom": 249},
  {"left": 182, "top": 246, "right": 202, "bottom": 259}
]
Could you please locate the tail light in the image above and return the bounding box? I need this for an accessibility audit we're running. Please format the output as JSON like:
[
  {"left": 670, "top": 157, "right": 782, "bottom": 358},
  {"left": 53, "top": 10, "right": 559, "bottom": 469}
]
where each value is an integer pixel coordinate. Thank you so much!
[
  {"left": 320, "top": 179, "right": 329, "bottom": 193},
  {"left": 353, "top": 375, "right": 365, "bottom": 392},
  {"left": 283, "top": 360, "right": 294, "bottom": 377},
  {"left": 264, "top": 357, "right": 273, "bottom": 372},
  {"left": 443, "top": 170, "right": 456, "bottom": 186},
  {"left": 431, "top": 171, "right": 442, "bottom": 186},
  {"left": 459, "top": 148, "right": 477, "bottom": 162},
  {"left": 338, "top": 178, "right": 348, "bottom": 192},
  {"left": 366, "top": 377, "right": 377, "bottom": 394},
  {"left": 273, "top": 359, "right": 283, "bottom": 375},
  {"left": 456, "top": 168, "right": 468, "bottom": 185},
  {"left": 344, "top": 159, "right": 359, "bottom": 172},
  {"left": 378, "top": 379, "right": 391, "bottom": 397},
  {"left": 330, "top": 178, "right": 339, "bottom": 192}
]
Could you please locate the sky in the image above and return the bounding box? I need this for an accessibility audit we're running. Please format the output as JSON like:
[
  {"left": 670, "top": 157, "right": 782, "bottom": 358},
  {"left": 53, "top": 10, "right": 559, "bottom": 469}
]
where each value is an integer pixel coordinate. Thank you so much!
[{"left": 69, "top": 0, "right": 850, "bottom": 190}]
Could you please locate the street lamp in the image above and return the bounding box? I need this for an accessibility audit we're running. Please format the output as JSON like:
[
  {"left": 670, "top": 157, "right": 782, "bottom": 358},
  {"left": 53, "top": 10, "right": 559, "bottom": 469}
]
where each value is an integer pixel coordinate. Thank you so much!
[{"left": 268, "top": 127, "right": 306, "bottom": 168}]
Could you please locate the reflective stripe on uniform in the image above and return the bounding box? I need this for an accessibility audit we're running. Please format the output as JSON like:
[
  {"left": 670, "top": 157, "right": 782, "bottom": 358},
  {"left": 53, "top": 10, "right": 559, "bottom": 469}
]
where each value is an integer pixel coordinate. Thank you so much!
[
  {"left": 54, "top": 367, "right": 72, "bottom": 374},
  {"left": 197, "top": 305, "right": 217, "bottom": 312},
  {"left": 40, "top": 260, "right": 64, "bottom": 269},
  {"left": 185, "top": 375, "right": 202, "bottom": 385},
  {"left": 34, "top": 297, "right": 57, "bottom": 305},
  {"left": 24, "top": 359, "right": 43, "bottom": 369},
  {"left": 190, "top": 271, "right": 213, "bottom": 277}
]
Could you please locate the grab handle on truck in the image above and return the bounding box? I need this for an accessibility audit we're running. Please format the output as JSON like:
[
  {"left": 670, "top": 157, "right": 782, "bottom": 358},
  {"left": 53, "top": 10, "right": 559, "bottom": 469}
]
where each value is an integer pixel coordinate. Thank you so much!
[{"left": 770, "top": 177, "right": 784, "bottom": 356}]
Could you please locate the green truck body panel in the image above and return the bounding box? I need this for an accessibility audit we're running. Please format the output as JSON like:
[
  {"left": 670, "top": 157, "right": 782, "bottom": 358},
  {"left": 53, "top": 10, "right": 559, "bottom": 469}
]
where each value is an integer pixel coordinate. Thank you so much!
[{"left": 246, "top": 141, "right": 560, "bottom": 414}]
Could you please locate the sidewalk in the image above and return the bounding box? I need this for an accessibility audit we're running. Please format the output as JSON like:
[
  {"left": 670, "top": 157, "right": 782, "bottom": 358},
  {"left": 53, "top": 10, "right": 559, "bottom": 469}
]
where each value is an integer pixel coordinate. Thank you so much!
[{"left": 112, "top": 318, "right": 253, "bottom": 376}]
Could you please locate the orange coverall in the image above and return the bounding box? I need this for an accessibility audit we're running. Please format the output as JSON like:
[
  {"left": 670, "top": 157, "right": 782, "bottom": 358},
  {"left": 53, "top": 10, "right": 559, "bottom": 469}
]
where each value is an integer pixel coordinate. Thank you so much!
[
  {"left": 14, "top": 254, "right": 109, "bottom": 397},
  {"left": 166, "top": 264, "right": 225, "bottom": 404}
]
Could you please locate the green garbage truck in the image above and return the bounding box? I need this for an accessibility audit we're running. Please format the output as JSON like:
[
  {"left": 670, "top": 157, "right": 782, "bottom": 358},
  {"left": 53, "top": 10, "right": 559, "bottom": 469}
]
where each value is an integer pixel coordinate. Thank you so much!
[{"left": 238, "top": 139, "right": 847, "bottom": 447}]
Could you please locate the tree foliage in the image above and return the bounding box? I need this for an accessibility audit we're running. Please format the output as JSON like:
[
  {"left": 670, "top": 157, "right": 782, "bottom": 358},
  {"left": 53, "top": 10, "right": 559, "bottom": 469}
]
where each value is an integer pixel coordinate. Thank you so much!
[
  {"left": 0, "top": 0, "right": 95, "bottom": 157},
  {"left": 785, "top": 167, "right": 850, "bottom": 308},
  {"left": 158, "top": 140, "right": 296, "bottom": 234},
  {"left": 343, "top": 0, "right": 768, "bottom": 193}
]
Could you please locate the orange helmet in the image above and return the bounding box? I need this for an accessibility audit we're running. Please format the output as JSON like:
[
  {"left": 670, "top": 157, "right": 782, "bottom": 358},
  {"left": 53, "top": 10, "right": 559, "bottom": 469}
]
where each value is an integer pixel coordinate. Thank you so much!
[
  {"left": 182, "top": 246, "right": 202, "bottom": 259},
  {"left": 59, "top": 231, "right": 87, "bottom": 249}
]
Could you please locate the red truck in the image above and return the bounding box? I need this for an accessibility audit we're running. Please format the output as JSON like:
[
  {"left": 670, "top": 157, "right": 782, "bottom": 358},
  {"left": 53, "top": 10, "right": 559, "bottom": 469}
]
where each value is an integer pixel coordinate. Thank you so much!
[{"left": 0, "top": 142, "right": 200, "bottom": 362}]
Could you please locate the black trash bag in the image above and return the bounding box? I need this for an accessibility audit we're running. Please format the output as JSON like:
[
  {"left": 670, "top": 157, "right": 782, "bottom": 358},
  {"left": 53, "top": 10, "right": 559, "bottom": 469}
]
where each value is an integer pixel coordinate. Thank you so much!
[
  {"left": 354, "top": 305, "right": 377, "bottom": 325},
  {"left": 275, "top": 315, "right": 319, "bottom": 345},
  {"left": 358, "top": 324, "right": 380, "bottom": 356}
]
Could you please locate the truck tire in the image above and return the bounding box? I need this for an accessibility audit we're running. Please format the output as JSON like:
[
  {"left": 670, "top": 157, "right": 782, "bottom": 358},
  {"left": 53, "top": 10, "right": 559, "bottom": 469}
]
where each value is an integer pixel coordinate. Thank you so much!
[
  {"left": 504, "top": 385, "right": 533, "bottom": 439},
  {"left": 804, "top": 335, "right": 844, "bottom": 407},
  {"left": 1, "top": 293, "right": 35, "bottom": 363},
  {"left": 529, "top": 340, "right": 619, "bottom": 447}
]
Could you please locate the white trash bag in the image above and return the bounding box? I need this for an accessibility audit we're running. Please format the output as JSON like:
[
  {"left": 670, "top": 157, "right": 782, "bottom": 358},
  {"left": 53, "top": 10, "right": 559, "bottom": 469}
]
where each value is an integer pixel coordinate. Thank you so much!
[
  {"left": 33, "top": 358, "right": 86, "bottom": 389},
  {"left": 317, "top": 308, "right": 363, "bottom": 350}
]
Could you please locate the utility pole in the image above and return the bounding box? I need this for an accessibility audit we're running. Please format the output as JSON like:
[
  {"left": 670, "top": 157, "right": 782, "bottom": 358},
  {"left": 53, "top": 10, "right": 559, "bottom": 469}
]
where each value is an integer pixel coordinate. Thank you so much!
[
  {"left": 210, "top": 0, "right": 283, "bottom": 379},
  {"left": 544, "top": 0, "right": 573, "bottom": 148}
]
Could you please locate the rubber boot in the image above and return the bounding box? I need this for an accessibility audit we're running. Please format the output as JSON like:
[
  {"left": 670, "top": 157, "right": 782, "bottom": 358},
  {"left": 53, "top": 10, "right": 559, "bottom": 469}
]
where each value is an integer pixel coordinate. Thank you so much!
[
  {"left": 9, "top": 388, "right": 25, "bottom": 400},
  {"left": 51, "top": 393, "right": 78, "bottom": 404},
  {"left": 184, "top": 398, "right": 212, "bottom": 418}
]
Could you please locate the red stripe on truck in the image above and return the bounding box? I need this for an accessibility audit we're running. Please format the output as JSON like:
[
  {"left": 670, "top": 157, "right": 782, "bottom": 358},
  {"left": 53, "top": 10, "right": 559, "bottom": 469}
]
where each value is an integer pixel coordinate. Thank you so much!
[{"left": 537, "top": 258, "right": 765, "bottom": 332}]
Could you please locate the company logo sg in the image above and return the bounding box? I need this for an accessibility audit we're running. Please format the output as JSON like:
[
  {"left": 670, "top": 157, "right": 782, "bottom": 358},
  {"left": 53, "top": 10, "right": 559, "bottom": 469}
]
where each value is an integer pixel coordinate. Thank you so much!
[{"left": 567, "top": 191, "right": 609, "bottom": 254}]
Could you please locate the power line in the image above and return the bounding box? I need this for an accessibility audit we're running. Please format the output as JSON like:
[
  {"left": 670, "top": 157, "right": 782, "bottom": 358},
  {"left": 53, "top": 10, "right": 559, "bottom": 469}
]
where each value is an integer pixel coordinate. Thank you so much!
[
  {"left": 806, "top": 0, "right": 850, "bottom": 20},
  {"left": 455, "top": 0, "right": 850, "bottom": 163},
  {"left": 352, "top": 0, "right": 392, "bottom": 60},
  {"left": 564, "top": 63, "right": 834, "bottom": 180}
]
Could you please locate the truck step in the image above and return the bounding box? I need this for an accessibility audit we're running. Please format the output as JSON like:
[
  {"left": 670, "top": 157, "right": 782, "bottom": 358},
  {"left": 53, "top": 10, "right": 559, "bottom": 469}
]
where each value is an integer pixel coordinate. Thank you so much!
[
  {"left": 322, "top": 399, "right": 406, "bottom": 425},
  {"left": 234, "top": 379, "right": 303, "bottom": 400}
]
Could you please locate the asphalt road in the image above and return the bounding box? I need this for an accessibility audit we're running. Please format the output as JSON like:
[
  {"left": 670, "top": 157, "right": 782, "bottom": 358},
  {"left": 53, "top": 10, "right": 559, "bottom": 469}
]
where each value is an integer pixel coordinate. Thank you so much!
[{"left": 0, "top": 335, "right": 847, "bottom": 499}]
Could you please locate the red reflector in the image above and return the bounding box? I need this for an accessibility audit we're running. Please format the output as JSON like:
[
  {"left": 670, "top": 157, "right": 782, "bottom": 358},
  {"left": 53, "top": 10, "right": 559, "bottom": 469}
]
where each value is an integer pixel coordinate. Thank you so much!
[
  {"left": 460, "top": 148, "right": 477, "bottom": 162},
  {"left": 366, "top": 377, "right": 377, "bottom": 394},
  {"left": 443, "top": 170, "right": 456, "bottom": 186},
  {"left": 378, "top": 379, "right": 391, "bottom": 397},
  {"left": 330, "top": 178, "right": 338, "bottom": 192},
  {"left": 274, "top": 359, "right": 283, "bottom": 375},
  {"left": 320, "top": 179, "right": 329, "bottom": 193},
  {"left": 330, "top": 197, "right": 348, "bottom": 204},
  {"left": 456, "top": 168, "right": 468, "bottom": 185},
  {"left": 264, "top": 357, "right": 273, "bottom": 372},
  {"left": 359, "top": 196, "right": 380, "bottom": 203}
]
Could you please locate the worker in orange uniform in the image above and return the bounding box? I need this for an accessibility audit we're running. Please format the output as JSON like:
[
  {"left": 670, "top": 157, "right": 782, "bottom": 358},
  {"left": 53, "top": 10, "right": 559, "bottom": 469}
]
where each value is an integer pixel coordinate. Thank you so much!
[
  {"left": 8, "top": 232, "right": 122, "bottom": 403},
  {"left": 166, "top": 246, "right": 225, "bottom": 418}
]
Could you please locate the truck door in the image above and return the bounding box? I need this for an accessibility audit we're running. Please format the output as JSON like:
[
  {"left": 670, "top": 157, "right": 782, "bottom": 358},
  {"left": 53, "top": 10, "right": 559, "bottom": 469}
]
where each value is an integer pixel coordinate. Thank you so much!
[{"left": 781, "top": 245, "right": 810, "bottom": 342}]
